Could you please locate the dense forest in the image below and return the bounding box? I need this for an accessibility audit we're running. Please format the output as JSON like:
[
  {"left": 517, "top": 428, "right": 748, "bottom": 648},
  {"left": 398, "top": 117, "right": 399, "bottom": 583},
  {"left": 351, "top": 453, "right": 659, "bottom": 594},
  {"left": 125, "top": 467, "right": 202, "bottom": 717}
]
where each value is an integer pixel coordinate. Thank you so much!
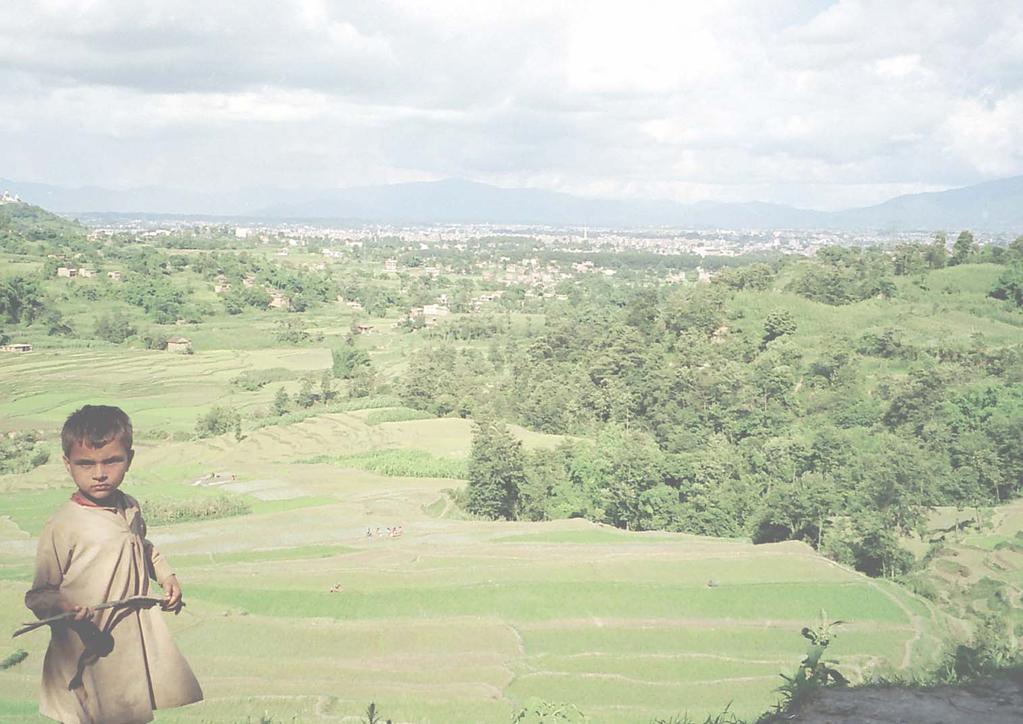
[{"left": 402, "top": 240, "right": 1023, "bottom": 577}]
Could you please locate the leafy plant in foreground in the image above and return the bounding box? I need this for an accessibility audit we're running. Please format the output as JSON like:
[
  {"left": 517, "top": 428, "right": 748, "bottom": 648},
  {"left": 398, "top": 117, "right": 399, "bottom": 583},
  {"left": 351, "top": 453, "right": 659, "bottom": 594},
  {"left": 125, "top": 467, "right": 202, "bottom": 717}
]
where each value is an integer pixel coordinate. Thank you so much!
[
  {"left": 651, "top": 703, "right": 743, "bottom": 723},
  {"left": 764, "top": 611, "right": 847, "bottom": 719},
  {"left": 364, "top": 701, "right": 391, "bottom": 724}
]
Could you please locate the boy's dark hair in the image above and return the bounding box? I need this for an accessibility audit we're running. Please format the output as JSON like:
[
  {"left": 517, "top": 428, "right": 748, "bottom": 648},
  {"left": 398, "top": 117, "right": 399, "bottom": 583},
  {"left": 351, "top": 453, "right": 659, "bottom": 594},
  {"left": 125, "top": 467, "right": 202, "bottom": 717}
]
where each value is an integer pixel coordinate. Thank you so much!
[{"left": 61, "top": 405, "right": 133, "bottom": 456}]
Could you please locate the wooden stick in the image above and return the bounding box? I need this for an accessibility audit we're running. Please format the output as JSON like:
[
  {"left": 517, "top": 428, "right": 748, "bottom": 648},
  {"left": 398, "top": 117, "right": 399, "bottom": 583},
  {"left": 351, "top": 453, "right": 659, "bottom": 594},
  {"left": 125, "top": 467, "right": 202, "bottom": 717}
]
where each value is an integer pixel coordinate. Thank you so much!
[{"left": 12, "top": 596, "right": 178, "bottom": 638}]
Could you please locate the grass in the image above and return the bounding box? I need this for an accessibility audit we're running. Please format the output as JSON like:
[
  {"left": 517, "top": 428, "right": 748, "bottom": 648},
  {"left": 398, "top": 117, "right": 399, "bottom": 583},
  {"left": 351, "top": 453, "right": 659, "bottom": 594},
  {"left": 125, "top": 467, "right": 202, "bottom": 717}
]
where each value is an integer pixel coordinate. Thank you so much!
[
  {"left": 301, "top": 448, "right": 468, "bottom": 479},
  {"left": 170, "top": 544, "right": 359, "bottom": 567},
  {"left": 0, "top": 487, "right": 73, "bottom": 536},
  {"left": 364, "top": 407, "right": 437, "bottom": 425},
  {"left": 184, "top": 580, "right": 910, "bottom": 624},
  {"left": 496, "top": 529, "right": 687, "bottom": 544}
]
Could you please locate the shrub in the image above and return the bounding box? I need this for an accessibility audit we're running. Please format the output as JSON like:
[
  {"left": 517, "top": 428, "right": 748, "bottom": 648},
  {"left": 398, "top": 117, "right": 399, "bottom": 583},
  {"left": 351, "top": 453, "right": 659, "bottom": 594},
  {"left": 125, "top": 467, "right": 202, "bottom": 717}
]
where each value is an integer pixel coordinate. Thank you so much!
[
  {"left": 140, "top": 495, "right": 251, "bottom": 526},
  {"left": 94, "top": 311, "right": 137, "bottom": 343},
  {"left": 194, "top": 406, "right": 241, "bottom": 439},
  {"left": 365, "top": 407, "right": 436, "bottom": 425},
  {"left": 303, "top": 449, "right": 468, "bottom": 479},
  {"left": 0, "top": 431, "right": 50, "bottom": 474},
  {"left": 762, "top": 612, "right": 847, "bottom": 721}
]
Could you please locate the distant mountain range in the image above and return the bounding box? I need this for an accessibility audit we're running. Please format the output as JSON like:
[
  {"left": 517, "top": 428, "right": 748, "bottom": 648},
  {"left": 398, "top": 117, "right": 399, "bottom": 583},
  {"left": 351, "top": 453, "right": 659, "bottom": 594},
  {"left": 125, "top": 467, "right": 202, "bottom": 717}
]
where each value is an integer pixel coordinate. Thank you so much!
[{"left": 3, "top": 175, "right": 1023, "bottom": 232}]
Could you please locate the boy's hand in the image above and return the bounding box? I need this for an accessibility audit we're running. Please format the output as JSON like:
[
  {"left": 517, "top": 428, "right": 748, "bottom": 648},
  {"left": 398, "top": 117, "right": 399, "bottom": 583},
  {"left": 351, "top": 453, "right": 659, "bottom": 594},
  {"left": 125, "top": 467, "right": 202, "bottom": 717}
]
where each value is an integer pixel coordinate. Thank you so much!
[
  {"left": 161, "top": 575, "right": 183, "bottom": 614},
  {"left": 60, "top": 600, "right": 93, "bottom": 621}
]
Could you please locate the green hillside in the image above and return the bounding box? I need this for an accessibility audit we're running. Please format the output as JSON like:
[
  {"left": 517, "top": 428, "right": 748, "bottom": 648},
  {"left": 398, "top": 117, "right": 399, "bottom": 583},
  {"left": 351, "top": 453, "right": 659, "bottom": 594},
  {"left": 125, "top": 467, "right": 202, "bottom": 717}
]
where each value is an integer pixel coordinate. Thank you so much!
[{"left": 0, "top": 408, "right": 948, "bottom": 723}]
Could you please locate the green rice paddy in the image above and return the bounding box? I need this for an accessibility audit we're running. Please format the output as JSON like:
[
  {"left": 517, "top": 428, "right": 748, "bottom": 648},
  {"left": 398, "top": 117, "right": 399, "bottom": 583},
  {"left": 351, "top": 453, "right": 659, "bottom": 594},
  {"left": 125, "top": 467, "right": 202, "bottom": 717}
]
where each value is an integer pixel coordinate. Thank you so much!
[{"left": 0, "top": 349, "right": 947, "bottom": 723}]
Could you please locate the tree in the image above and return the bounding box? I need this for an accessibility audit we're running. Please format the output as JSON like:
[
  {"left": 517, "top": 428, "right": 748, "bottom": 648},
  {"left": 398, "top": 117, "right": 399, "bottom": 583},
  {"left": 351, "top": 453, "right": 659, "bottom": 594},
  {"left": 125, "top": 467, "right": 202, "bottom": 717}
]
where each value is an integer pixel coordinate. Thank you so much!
[
  {"left": 591, "top": 425, "right": 666, "bottom": 530},
  {"left": 296, "top": 378, "right": 316, "bottom": 408},
  {"left": 989, "top": 263, "right": 1023, "bottom": 308},
  {"left": 272, "top": 387, "right": 290, "bottom": 416},
  {"left": 94, "top": 311, "right": 137, "bottom": 344},
  {"left": 466, "top": 419, "right": 524, "bottom": 520},
  {"left": 926, "top": 233, "right": 947, "bottom": 269},
  {"left": 44, "top": 310, "right": 75, "bottom": 337},
  {"left": 331, "top": 336, "right": 370, "bottom": 379},
  {"left": 273, "top": 318, "right": 309, "bottom": 344},
  {"left": 0, "top": 275, "right": 45, "bottom": 323},
  {"left": 950, "top": 230, "right": 975, "bottom": 266},
  {"left": 319, "top": 370, "right": 334, "bottom": 403},
  {"left": 1009, "top": 235, "right": 1023, "bottom": 261},
  {"left": 348, "top": 364, "right": 377, "bottom": 399},
  {"left": 752, "top": 473, "right": 839, "bottom": 548},
  {"left": 763, "top": 308, "right": 797, "bottom": 346},
  {"left": 661, "top": 285, "right": 726, "bottom": 338},
  {"left": 194, "top": 406, "right": 241, "bottom": 439}
]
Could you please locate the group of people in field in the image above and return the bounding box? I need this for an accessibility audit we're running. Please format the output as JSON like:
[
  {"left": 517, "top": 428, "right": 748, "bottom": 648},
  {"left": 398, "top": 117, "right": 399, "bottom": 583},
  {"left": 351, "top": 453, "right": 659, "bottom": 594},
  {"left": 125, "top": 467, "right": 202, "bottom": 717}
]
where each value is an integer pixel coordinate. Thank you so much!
[{"left": 366, "top": 525, "right": 404, "bottom": 538}]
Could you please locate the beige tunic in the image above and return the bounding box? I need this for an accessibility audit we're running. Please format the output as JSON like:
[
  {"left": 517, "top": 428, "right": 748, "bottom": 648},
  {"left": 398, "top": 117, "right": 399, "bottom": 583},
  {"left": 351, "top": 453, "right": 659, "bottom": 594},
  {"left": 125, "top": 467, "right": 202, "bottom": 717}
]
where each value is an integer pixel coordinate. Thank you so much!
[{"left": 25, "top": 494, "right": 203, "bottom": 724}]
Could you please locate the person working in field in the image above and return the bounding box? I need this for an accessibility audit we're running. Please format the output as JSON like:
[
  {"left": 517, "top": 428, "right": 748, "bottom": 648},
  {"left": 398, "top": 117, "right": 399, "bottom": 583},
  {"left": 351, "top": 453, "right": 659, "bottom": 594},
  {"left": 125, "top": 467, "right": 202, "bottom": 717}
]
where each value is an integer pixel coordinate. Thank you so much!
[{"left": 24, "top": 405, "right": 203, "bottom": 724}]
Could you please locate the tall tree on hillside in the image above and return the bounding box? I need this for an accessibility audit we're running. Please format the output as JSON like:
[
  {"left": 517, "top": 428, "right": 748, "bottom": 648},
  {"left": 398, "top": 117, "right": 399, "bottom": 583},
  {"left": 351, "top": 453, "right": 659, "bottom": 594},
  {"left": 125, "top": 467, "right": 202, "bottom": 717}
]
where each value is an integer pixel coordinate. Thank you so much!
[
  {"left": 950, "top": 230, "right": 976, "bottom": 266},
  {"left": 989, "top": 263, "right": 1023, "bottom": 308},
  {"left": 331, "top": 335, "right": 370, "bottom": 379},
  {"left": 0, "top": 275, "right": 45, "bottom": 323},
  {"left": 467, "top": 419, "right": 524, "bottom": 520},
  {"left": 763, "top": 308, "right": 797, "bottom": 346},
  {"left": 925, "top": 233, "right": 947, "bottom": 269},
  {"left": 1009, "top": 235, "right": 1023, "bottom": 261}
]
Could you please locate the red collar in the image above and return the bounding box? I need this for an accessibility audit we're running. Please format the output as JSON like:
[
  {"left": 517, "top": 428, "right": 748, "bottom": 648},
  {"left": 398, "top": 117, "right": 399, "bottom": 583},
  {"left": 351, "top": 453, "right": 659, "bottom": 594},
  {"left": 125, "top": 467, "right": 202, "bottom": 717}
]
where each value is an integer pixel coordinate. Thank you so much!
[{"left": 71, "top": 491, "right": 124, "bottom": 509}]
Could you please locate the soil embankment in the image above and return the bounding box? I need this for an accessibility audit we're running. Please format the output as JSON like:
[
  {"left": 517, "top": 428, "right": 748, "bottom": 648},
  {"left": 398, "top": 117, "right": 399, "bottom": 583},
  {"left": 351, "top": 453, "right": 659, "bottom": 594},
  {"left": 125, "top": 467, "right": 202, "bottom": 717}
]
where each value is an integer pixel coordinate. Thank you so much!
[{"left": 788, "top": 671, "right": 1023, "bottom": 723}]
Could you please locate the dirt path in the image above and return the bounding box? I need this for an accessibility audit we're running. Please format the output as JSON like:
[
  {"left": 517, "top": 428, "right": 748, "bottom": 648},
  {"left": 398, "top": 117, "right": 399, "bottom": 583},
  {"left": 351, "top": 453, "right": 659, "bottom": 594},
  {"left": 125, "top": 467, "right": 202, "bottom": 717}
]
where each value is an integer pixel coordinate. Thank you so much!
[{"left": 820, "top": 557, "right": 929, "bottom": 670}]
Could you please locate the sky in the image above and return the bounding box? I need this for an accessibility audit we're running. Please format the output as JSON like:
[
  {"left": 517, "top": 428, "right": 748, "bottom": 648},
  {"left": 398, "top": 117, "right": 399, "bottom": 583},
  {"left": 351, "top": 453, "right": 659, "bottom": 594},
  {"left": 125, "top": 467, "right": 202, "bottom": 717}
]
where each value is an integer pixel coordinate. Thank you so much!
[{"left": 1, "top": 0, "right": 1021, "bottom": 210}]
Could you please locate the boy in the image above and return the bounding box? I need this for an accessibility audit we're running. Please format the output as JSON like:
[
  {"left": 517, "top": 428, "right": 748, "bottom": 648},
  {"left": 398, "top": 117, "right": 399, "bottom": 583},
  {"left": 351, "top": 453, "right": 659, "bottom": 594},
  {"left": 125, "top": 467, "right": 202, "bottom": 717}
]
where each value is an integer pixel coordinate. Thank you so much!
[{"left": 25, "top": 405, "right": 203, "bottom": 724}]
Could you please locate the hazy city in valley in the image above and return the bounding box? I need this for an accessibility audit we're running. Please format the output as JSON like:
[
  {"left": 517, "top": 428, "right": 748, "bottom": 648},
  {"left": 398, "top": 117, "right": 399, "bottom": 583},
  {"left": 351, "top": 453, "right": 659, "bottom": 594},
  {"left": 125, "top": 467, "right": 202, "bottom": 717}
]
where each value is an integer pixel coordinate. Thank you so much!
[{"left": 2, "top": 2, "right": 1023, "bottom": 723}]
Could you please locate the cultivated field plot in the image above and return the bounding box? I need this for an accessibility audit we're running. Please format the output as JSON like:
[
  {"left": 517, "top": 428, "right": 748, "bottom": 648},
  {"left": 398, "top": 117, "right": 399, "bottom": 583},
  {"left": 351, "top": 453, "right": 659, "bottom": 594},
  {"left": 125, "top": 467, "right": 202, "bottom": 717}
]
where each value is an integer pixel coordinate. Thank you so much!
[{"left": 0, "top": 351, "right": 945, "bottom": 723}]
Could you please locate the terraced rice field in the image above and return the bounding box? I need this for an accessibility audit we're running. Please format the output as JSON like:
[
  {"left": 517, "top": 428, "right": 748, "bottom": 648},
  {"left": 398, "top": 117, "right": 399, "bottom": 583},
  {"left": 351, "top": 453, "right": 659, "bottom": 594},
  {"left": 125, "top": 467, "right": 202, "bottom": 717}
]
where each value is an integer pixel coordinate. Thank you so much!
[{"left": 0, "top": 350, "right": 947, "bottom": 723}]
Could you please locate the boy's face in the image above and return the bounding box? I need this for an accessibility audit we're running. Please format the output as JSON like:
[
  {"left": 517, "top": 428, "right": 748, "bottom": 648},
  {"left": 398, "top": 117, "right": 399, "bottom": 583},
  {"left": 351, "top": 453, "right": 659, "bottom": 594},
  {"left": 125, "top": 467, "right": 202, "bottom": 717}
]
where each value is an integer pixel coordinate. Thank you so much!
[{"left": 63, "top": 437, "right": 134, "bottom": 502}]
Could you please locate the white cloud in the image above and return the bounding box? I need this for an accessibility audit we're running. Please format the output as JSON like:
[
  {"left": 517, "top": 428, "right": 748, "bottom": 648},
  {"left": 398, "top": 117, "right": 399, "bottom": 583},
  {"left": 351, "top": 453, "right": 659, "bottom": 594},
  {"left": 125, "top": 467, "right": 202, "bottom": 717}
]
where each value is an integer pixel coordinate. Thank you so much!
[
  {"left": 874, "top": 54, "right": 923, "bottom": 79},
  {"left": 939, "top": 94, "right": 1023, "bottom": 176},
  {"left": 0, "top": 0, "right": 1021, "bottom": 207}
]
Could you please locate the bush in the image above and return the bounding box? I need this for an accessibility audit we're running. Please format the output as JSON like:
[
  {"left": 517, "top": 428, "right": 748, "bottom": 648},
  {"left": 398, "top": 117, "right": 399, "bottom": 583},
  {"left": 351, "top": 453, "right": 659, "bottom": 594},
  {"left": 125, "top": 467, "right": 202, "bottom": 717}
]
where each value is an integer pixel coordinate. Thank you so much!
[
  {"left": 273, "top": 318, "right": 311, "bottom": 344},
  {"left": 249, "top": 396, "right": 404, "bottom": 430},
  {"left": 332, "top": 338, "right": 370, "bottom": 379},
  {"left": 897, "top": 573, "right": 941, "bottom": 602},
  {"left": 364, "top": 407, "right": 436, "bottom": 425},
  {"left": 194, "top": 406, "right": 241, "bottom": 439},
  {"left": 303, "top": 449, "right": 468, "bottom": 479},
  {"left": 94, "top": 311, "right": 137, "bottom": 343},
  {"left": 231, "top": 368, "right": 293, "bottom": 391},
  {"left": 141, "top": 495, "right": 251, "bottom": 526},
  {"left": 0, "top": 431, "right": 50, "bottom": 474},
  {"left": 945, "top": 613, "right": 1021, "bottom": 680}
]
